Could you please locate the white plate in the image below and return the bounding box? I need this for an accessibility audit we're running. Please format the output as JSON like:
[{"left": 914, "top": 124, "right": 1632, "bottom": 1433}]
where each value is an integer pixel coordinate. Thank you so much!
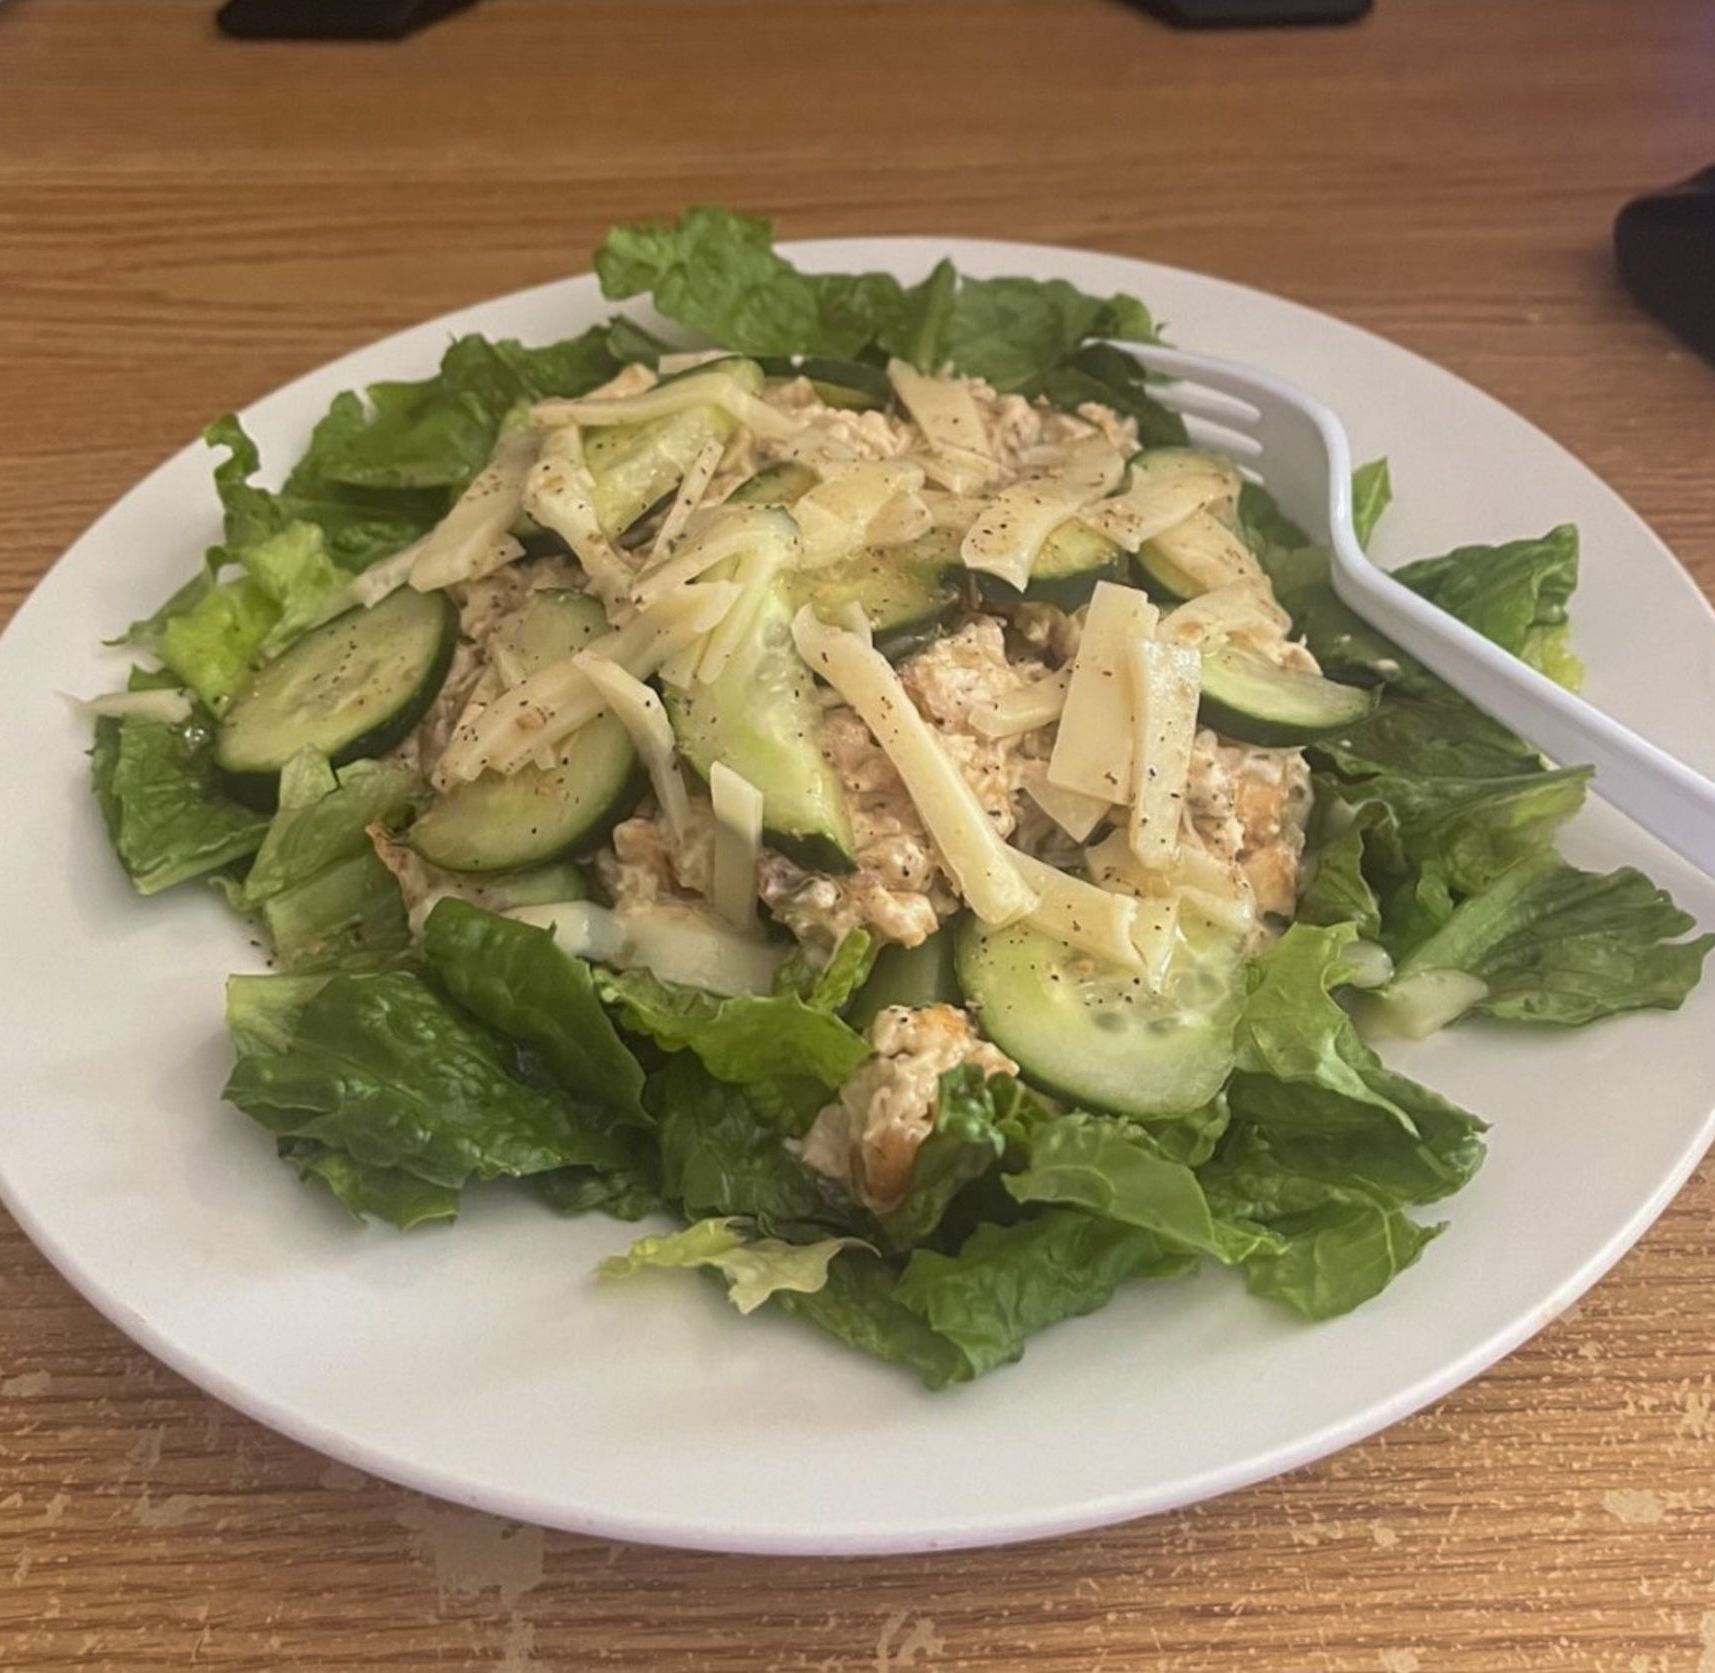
[{"left": 3, "top": 240, "right": 1714, "bottom": 1557}]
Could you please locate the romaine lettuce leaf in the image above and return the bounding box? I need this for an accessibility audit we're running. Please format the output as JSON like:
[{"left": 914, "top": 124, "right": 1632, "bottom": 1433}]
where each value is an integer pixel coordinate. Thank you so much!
[
  {"left": 532, "top": 1166, "right": 661, "bottom": 1222},
  {"left": 278, "top": 1138, "right": 460, "bottom": 1230},
  {"left": 894, "top": 1209, "right": 1193, "bottom": 1378},
  {"left": 1393, "top": 525, "right": 1582, "bottom": 690},
  {"left": 597, "top": 206, "right": 910, "bottom": 360},
  {"left": 771, "top": 928, "right": 877, "bottom": 1011},
  {"left": 421, "top": 900, "right": 648, "bottom": 1121},
  {"left": 224, "top": 970, "right": 636, "bottom": 1188},
  {"left": 208, "top": 414, "right": 447, "bottom": 575},
  {"left": 1223, "top": 923, "right": 1487, "bottom": 1208},
  {"left": 1004, "top": 1112, "right": 1276, "bottom": 1263},
  {"left": 90, "top": 683, "right": 269, "bottom": 895},
  {"left": 1238, "top": 1202, "right": 1439, "bottom": 1320},
  {"left": 773, "top": 1251, "right": 973, "bottom": 1390},
  {"left": 1374, "top": 854, "right": 1714, "bottom": 1029},
  {"left": 260, "top": 851, "right": 409, "bottom": 973},
  {"left": 650, "top": 1055, "right": 841, "bottom": 1228},
  {"left": 595, "top": 206, "right": 1172, "bottom": 399},
  {"left": 1296, "top": 807, "right": 1384, "bottom": 940},
  {"left": 158, "top": 521, "right": 347, "bottom": 710},
  {"left": 599, "top": 1216, "right": 870, "bottom": 1314},
  {"left": 1034, "top": 342, "right": 1188, "bottom": 450},
  {"left": 1351, "top": 458, "right": 1392, "bottom": 551},
  {"left": 597, "top": 965, "right": 870, "bottom": 1107},
  {"left": 241, "top": 754, "right": 419, "bottom": 906}
]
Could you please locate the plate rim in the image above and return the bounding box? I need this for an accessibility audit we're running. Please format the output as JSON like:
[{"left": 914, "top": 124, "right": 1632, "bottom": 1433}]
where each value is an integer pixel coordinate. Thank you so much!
[{"left": 3, "top": 237, "right": 1713, "bottom": 1556}]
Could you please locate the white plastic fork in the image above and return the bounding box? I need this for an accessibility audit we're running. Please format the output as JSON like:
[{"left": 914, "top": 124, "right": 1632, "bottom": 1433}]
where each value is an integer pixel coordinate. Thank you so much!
[{"left": 1124, "top": 343, "right": 1715, "bottom": 881}]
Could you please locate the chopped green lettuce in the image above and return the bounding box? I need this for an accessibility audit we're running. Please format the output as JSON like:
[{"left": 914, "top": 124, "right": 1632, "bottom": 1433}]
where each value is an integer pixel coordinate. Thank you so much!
[
  {"left": 599, "top": 1217, "right": 870, "bottom": 1314},
  {"left": 224, "top": 970, "right": 637, "bottom": 1188},
  {"left": 159, "top": 521, "right": 347, "bottom": 710},
  {"left": 90, "top": 678, "right": 269, "bottom": 895},
  {"left": 1351, "top": 458, "right": 1392, "bottom": 551},
  {"left": 650, "top": 1056, "right": 839, "bottom": 1228},
  {"left": 597, "top": 966, "right": 869, "bottom": 1111},
  {"left": 420, "top": 900, "right": 648, "bottom": 1121},
  {"left": 894, "top": 1209, "right": 1192, "bottom": 1379},
  {"left": 1393, "top": 525, "right": 1582, "bottom": 690},
  {"left": 1004, "top": 1113, "right": 1276, "bottom": 1264},
  {"left": 1372, "top": 854, "right": 1713, "bottom": 1030},
  {"left": 595, "top": 205, "right": 1172, "bottom": 401},
  {"left": 1237, "top": 1202, "right": 1439, "bottom": 1320},
  {"left": 774, "top": 1252, "right": 973, "bottom": 1390},
  {"left": 279, "top": 1138, "right": 461, "bottom": 1230}
]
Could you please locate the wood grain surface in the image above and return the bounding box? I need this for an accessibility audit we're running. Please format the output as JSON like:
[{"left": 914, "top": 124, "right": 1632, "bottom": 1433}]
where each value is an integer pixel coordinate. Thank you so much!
[{"left": 4, "top": 1, "right": 1715, "bottom": 1667}]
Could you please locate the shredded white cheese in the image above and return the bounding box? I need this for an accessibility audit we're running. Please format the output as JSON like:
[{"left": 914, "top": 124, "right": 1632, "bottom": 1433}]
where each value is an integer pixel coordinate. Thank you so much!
[
  {"left": 577, "top": 656, "right": 690, "bottom": 846},
  {"left": 1008, "top": 849, "right": 1144, "bottom": 973},
  {"left": 791, "top": 461, "right": 932, "bottom": 569},
  {"left": 1126, "top": 636, "right": 1201, "bottom": 869},
  {"left": 1047, "top": 581, "right": 1159, "bottom": 803},
  {"left": 523, "top": 424, "right": 635, "bottom": 601},
  {"left": 790, "top": 606, "right": 1038, "bottom": 926},
  {"left": 69, "top": 687, "right": 195, "bottom": 724},
  {"left": 649, "top": 437, "right": 726, "bottom": 561},
  {"left": 631, "top": 506, "right": 799, "bottom": 611},
  {"left": 1019, "top": 760, "right": 1110, "bottom": 843},
  {"left": 437, "top": 582, "right": 739, "bottom": 783},
  {"left": 534, "top": 370, "right": 799, "bottom": 443},
  {"left": 960, "top": 479, "right": 1090, "bottom": 592},
  {"left": 709, "top": 761, "right": 765, "bottom": 934},
  {"left": 1145, "top": 508, "right": 1260, "bottom": 592},
  {"left": 1080, "top": 449, "right": 1239, "bottom": 553},
  {"left": 969, "top": 667, "right": 1071, "bottom": 740},
  {"left": 886, "top": 360, "right": 994, "bottom": 492},
  {"left": 407, "top": 427, "right": 540, "bottom": 592}
]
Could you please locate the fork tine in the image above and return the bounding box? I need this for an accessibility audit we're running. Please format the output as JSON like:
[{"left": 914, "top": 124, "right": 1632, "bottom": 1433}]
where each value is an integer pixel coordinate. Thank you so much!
[
  {"left": 1146, "top": 382, "right": 1262, "bottom": 428},
  {"left": 1175, "top": 418, "right": 1264, "bottom": 458},
  {"left": 1111, "top": 342, "right": 1284, "bottom": 406}
]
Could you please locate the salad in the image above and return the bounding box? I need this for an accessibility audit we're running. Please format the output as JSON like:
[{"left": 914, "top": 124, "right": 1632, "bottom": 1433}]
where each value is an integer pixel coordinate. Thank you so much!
[{"left": 84, "top": 210, "right": 1712, "bottom": 1387}]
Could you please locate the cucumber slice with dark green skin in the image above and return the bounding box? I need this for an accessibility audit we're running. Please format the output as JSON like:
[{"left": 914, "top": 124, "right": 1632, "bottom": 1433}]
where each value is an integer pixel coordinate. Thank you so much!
[
  {"left": 844, "top": 924, "right": 961, "bottom": 1032},
  {"left": 724, "top": 461, "right": 819, "bottom": 508},
  {"left": 584, "top": 358, "right": 764, "bottom": 536},
  {"left": 976, "top": 519, "right": 1128, "bottom": 611},
  {"left": 791, "top": 532, "right": 962, "bottom": 664},
  {"left": 666, "top": 583, "right": 858, "bottom": 874},
  {"left": 1132, "top": 539, "right": 1205, "bottom": 604},
  {"left": 407, "top": 592, "right": 645, "bottom": 873},
  {"left": 215, "top": 588, "right": 457, "bottom": 805},
  {"left": 1197, "top": 644, "right": 1377, "bottom": 747},
  {"left": 956, "top": 915, "right": 1243, "bottom": 1119}
]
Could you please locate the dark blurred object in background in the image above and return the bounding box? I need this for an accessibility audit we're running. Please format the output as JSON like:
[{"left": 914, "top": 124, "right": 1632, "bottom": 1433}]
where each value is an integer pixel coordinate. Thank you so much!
[
  {"left": 1129, "top": 0, "right": 1370, "bottom": 26},
  {"left": 1617, "top": 168, "right": 1715, "bottom": 369},
  {"left": 217, "top": 0, "right": 478, "bottom": 39}
]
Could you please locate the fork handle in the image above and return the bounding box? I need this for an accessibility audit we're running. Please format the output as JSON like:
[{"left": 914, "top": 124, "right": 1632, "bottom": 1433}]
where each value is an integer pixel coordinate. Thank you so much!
[{"left": 1330, "top": 551, "right": 1715, "bottom": 881}]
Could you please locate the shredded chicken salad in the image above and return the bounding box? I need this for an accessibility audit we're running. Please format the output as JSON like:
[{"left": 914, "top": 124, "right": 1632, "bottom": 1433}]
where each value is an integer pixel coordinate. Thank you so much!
[{"left": 84, "top": 210, "right": 1710, "bottom": 1385}]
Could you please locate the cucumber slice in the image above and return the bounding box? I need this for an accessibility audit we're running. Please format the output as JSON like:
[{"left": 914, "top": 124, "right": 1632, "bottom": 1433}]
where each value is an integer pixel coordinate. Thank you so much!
[
  {"left": 216, "top": 588, "right": 456, "bottom": 802},
  {"left": 844, "top": 924, "right": 961, "bottom": 1032},
  {"left": 408, "top": 591, "right": 644, "bottom": 873},
  {"left": 1132, "top": 539, "right": 1205, "bottom": 604},
  {"left": 1198, "top": 644, "right": 1376, "bottom": 747},
  {"left": 724, "top": 461, "right": 818, "bottom": 508},
  {"left": 976, "top": 519, "right": 1127, "bottom": 611},
  {"left": 667, "top": 582, "right": 857, "bottom": 874},
  {"left": 791, "top": 530, "right": 962, "bottom": 663},
  {"left": 584, "top": 357, "right": 764, "bottom": 536},
  {"left": 956, "top": 915, "right": 1243, "bottom": 1119}
]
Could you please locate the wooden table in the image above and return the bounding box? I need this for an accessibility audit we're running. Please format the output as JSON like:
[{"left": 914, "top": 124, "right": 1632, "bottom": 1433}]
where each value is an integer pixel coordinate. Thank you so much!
[{"left": 3, "top": 1, "right": 1714, "bottom": 1666}]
